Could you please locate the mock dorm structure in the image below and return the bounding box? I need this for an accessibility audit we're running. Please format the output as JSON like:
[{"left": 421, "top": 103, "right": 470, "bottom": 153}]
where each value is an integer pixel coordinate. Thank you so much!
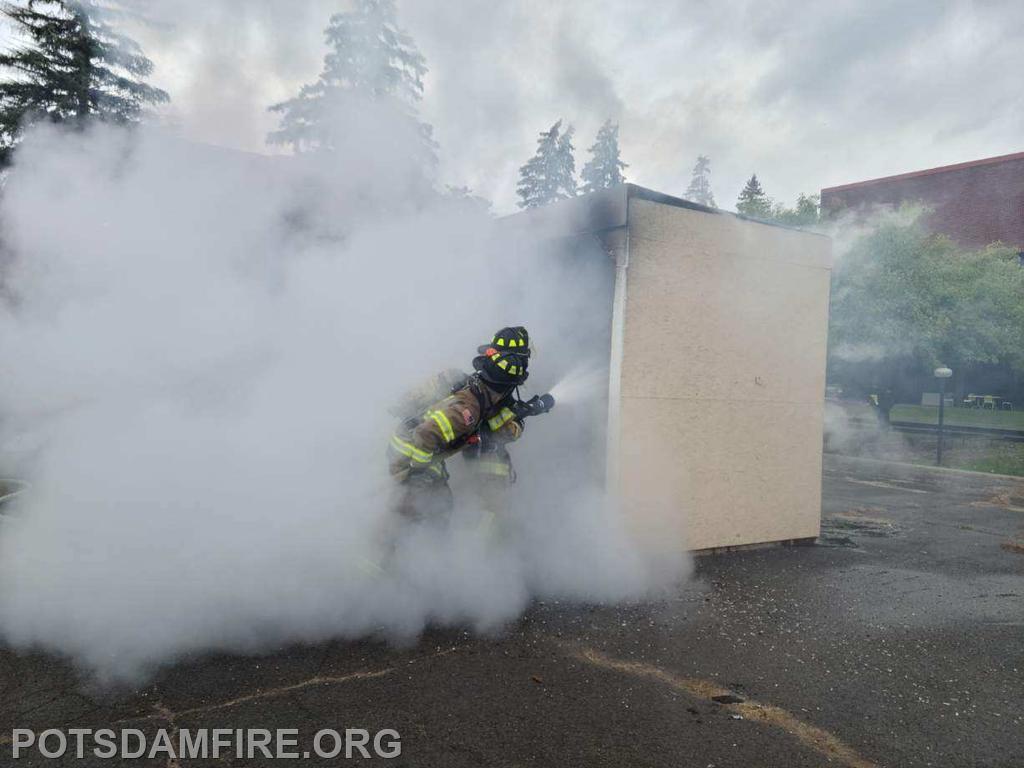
[{"left": 501, "top": 185, "right": 832, "bottom": 551}]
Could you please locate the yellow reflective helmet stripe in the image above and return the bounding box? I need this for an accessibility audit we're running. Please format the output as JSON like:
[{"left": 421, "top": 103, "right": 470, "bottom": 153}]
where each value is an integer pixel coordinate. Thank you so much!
[
  {"left": 487, "top": 407, "right": 516, "bottom": 431},
  {"left": 390, "top": 435, "right": 434, "bottom": 464},
  {"left": 427, "top": 409, "right": 455, "bottom": 443}
]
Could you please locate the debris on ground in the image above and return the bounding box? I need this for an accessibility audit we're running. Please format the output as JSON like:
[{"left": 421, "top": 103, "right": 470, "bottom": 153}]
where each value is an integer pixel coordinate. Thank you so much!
[
  {"left": 971, "top": 489, "right": 1024, "bottom": 513},
  {"left": 819, "top": 511, "right": 901, "bottom": 548},
  {"left": 1001, "top": 540, "right": 1024, "bottom": 555},
  {"left": 712, "top": 694, "right": 746, "bottom": 704}
]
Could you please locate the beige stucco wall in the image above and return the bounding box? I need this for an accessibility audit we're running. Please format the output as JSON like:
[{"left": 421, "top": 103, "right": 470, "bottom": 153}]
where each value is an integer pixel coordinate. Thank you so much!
[{"left": 616, "top": 198, "right": 832, "bottom": 550}]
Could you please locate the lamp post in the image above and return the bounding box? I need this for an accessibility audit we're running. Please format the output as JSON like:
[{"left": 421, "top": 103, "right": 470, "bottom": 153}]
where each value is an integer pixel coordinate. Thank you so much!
[{"left": 935, "top": 366, "right": 953, "bottom": 466}]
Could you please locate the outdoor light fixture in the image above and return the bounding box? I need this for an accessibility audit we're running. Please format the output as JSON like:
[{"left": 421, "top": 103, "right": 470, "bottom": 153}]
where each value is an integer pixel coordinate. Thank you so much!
[{"left": 934, "top": 366, "right": 953, "bottom": 465}]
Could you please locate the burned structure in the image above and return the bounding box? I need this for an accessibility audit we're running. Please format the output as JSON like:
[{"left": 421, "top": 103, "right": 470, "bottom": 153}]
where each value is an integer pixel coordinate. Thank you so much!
[{"left": 502, "top": 185, "right": 833, "bottom": 550}]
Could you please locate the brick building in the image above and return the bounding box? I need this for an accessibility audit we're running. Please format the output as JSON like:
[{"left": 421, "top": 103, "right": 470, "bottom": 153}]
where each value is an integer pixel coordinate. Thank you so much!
[{"left": 821, "top": 151, "right": 1024, "bottom": 252}]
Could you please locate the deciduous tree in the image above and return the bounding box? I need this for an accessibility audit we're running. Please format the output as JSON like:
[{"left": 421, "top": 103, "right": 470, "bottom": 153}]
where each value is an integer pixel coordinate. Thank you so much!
[
  {"left": 771, "top": 193, "right": 819, "bottom": 226},
  {"left": 829, "top": 211, "right": 1024, "bottom": 387}
]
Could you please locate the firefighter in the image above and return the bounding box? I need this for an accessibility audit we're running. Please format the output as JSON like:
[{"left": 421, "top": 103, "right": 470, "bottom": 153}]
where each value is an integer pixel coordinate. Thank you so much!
[{"left": 387, "top": 327, "right": 532, "bottom": 521}]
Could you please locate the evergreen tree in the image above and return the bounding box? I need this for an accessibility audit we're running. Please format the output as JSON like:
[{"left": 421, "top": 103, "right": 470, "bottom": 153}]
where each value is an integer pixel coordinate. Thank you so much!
[
  {"left": 736, "top": 173, "right": 772, "bottom": 218},
  {"left": 580, "top": 119, "right": 626, "bottom": 194},
  {"left": 516, "top": 119, "right": 577, "bottom": 209},
  {"left": 0, "top": 0, "right": 168, "bottom": 163},
  {"left": 557, "top": 123, "right": 577, "bottom": 196},
  {"left": 268, "top": 0, "right": 433, "bottom": 156},
  {"left": 684, "top": 155, "right": 715, "bottom": 207}
]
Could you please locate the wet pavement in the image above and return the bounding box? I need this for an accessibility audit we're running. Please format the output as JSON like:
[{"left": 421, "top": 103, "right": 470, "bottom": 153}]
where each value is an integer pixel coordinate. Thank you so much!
[{"left": 2, "top": 455, "right": 1022, "bottom": 767}]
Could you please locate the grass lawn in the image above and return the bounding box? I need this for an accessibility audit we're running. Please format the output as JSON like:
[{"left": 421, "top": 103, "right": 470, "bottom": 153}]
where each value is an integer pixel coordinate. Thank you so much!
[
  {"left": 956, "top": 444, "right": 1024, "bottom": 477},
  {"left": 890, "top": 404, "right": 1024, "bottom": 432}
]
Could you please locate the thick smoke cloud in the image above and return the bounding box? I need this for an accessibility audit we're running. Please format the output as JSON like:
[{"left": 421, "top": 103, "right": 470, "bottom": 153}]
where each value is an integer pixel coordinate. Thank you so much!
[{"left": 0, "top": 106, "right": 686, "bottom": 684}]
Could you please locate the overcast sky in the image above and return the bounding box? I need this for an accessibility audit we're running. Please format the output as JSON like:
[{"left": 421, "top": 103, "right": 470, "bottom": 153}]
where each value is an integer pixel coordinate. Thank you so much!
[{"left": 126, "top": 0, "right": 1023, "bottom": 213}]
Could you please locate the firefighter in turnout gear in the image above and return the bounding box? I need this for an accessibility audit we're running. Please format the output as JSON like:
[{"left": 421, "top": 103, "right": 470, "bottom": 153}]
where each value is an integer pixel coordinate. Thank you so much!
[
  {"left": 461, "top": 328, "right": 531, "bottom": 503},
  {"left": 387, "top": 327, "right": 533, "bottom": 521}
]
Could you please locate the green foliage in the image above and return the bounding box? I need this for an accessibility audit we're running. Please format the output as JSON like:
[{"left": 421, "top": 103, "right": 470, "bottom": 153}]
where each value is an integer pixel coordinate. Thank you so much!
[
  {"left": 580, "top": 120, "right": 626, "bottom": 194},
  {"left": 889, "top": 405, "right": 1024, "bottom": 432},
  {"left": 736, "top": 173, "right": 771, "bottom": 218},
  {"left": 772, "top": 193, "right": 819, "bottom": 226},
  {"left": 960, "top": 443, "right": 1024, "bottom": 477},
  {"left": 268, "top": 0, "right": 433, "bottom": 158},
  {"left": 516, "top": 119, "right": 577, "bottom": 209},
  {"left": 684, "top": 155, "right": 715, "bottom": 207},
  {"left": 0, "top": 0, "right": 168, "bottom": 162},
  {"left": 829, "top": 211, "right": 1024, "bottom": 376}
]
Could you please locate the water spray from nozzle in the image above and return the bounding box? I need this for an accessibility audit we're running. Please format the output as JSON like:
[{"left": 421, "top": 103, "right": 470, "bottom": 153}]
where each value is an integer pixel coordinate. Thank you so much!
[{"left": 548, "top": 365, "right": 607, "bottom": 406}]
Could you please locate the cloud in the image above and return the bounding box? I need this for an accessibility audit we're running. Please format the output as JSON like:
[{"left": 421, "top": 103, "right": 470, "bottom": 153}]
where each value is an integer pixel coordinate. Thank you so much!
[{"left": 124, "top": 0, "right": 1024, "bottom": 212}]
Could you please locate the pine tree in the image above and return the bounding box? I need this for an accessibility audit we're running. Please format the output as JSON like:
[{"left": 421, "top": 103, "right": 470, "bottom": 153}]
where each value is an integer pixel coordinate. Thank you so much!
[
  {"left": 736, "top": 173, "right": 772, "bottom": 218},
  {"left": 0, "top": 0, "right": 168, "bottom": 163},
  {"left": 516, "top": 120, "right": 578, "bottom": 209},
  {"left": 580, "top": 119, "right": 626, "bottom": 194},
  {"left": 268, "top": 0, "right": 433, "bottom": 156},
  {"left": 557, "top": 124, "right": 577, "bottom": 196},
  {"left": 684, "top": 155, "right": 715, "bottom": 207}
]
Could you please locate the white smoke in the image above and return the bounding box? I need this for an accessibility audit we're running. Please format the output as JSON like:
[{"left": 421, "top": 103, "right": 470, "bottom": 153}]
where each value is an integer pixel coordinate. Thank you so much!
[{"left": 0, "top": 112, "right": 687, "bottom": 685}]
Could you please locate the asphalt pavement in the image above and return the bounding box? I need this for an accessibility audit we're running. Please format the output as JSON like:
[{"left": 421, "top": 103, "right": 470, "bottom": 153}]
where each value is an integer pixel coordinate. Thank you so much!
[{"left": 2, "top": 454, "right": 1022, "bottom": 767}]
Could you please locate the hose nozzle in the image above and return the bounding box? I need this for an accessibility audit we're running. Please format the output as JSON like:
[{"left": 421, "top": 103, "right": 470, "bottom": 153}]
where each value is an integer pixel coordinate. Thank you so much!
[{"left": 515, "top": 393, "right": 555, "bottom": 420}]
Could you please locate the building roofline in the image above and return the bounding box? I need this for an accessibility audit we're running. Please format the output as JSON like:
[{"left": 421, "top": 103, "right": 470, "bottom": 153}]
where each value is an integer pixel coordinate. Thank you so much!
[
  {"left": 822, "top": 151, "right": 1024, "bottom": 194},
  {"left": 626, "top": 184, "right": 829, "bottom": 237},
  {"left": 497, "top": 183, "right": 829, "bottom": 239},
  {"left": 624, "top": 183, "right": 718, "bottom": 214}
]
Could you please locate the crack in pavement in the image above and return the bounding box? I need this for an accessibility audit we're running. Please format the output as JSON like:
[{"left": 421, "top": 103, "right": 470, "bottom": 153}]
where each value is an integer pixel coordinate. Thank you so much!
[
  {"left": 0, "top": 645, "right": 464, "bottom": 756},
  {"left": 112, "top": 668, "right": 395, "bottom": 725},
  {"left": 573, "top": 646, "right": 880, "bottom": 768},
  {"left": 112, "top": 645, "right": 461, "bottom": 726},
  {"left": 151, "top": 703, "right": 183, "bottom": 768}
]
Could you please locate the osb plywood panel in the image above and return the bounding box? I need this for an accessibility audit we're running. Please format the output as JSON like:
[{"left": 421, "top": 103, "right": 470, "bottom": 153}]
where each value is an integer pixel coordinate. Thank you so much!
[
  {"left": 618, "top": 199, "right": 831, "bottom": 550},
  {"left": 619, "top": 398, "right": 823, "bottom": 550}
]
